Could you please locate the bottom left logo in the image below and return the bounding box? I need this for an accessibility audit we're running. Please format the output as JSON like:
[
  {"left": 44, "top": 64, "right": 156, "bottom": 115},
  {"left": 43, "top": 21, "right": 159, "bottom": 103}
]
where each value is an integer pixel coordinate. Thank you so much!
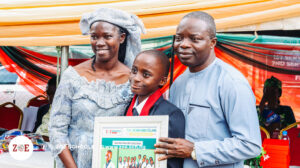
[{"left": 9, "top": 136, "right": 33, "bottom": 160}]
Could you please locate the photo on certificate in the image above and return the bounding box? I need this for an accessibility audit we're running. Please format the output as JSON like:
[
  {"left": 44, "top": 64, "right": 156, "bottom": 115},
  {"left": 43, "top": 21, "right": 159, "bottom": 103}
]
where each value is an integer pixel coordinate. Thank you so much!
[
  {"left": 100, "top": 148, "right": 118, "bottom": 168},
  {"left": 118, "top": 149, "right": 155, "bottom": 168},
  {"left": 92, "top": 116, "right": 168, "bottom": 168}
]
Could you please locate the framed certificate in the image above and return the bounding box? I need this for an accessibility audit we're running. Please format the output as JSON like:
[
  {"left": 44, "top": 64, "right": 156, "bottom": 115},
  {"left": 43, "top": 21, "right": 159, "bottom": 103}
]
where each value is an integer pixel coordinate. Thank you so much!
[{"left": 92, "top": 116, "right": 168, "bottom": 168}]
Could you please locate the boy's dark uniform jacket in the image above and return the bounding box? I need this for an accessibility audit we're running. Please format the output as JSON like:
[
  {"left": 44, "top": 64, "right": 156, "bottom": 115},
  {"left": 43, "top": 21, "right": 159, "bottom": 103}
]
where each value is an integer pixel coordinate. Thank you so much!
[{"left": 125, "top": 96, "right": 185, "bottom": 168}]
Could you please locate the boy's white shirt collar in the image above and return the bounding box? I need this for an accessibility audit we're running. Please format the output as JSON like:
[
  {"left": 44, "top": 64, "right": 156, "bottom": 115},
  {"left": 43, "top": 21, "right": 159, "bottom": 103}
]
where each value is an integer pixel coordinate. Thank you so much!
[{"left": 133, "top": 97, "right": 149, "bottom": 114}]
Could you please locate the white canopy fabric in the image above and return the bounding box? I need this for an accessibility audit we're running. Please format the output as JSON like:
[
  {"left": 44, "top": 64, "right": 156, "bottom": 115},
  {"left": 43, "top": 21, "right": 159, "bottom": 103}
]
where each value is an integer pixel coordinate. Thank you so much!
[
  {"left": 0, "top": 0, "right": 299, "bottom": 46},
  {"left": 219, "top": 16, "right": 300, "bottom": 32}
]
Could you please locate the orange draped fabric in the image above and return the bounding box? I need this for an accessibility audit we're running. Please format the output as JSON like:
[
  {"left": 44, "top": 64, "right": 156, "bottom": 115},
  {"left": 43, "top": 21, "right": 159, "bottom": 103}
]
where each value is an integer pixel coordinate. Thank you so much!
[{"left": 215, "top": 48, "right": 300, "bottom": 122}]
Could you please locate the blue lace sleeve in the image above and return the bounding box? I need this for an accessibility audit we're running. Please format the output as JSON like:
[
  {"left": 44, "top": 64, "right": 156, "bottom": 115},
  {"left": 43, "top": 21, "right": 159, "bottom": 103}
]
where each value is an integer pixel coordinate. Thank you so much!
[{"left": 49, "top": 67, "right": 74, "bottom": 157}]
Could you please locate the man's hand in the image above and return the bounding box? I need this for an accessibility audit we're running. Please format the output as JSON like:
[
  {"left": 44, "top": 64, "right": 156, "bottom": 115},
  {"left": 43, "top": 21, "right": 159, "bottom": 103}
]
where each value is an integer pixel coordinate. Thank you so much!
[
  {"left": 154, "top": 137, "right": 194, "bottom": 161},
  {"left": 42, "top": 136, "right": 49, "bottom": 142}
]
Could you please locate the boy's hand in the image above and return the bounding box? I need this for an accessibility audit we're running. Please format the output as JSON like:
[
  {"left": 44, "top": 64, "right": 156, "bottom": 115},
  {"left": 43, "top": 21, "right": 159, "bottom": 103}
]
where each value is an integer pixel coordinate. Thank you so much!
[{"left": 154, "top": 137, "right": 194, "bottom": 160}]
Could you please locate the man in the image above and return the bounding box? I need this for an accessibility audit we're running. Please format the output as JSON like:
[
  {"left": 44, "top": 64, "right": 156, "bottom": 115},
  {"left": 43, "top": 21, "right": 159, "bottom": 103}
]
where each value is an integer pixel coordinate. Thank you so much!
[
  {"left": 33, "top": 76, "right": 56, "bottom": 142},
  {"left": 147, "top": 157, "right": 154, "bottom": 168},
  {"left": 149, "top": 157, "right": 153, "bottom": 163},
  {"left": 155, "top": 11, "right": 261, "bottom": 167},
  {"left": 103, "top": 150, "right": 115, "bottom": 168},
  {"left": 141, "top": 155, "right": 147, "bottom": 168},
  {"left": 123, "top": 156, "right": 128, "bottom": 168},
  {"left": 127, "top": 156, "right": 131, "bottom": 167},
  {"left": 130, "top": 157, "right": 136, "bottom": 168},
  {"left": 137, "top": 154, "right": 142, "bottom": 168},
  {"left": 141, "top": 158, "right": 148, "bottom": 168},
  {"left": 118, "top": 156, "right": 123, "bottom": 168},
  {"left": 134, "top": 156, "right": 137, "bottom": 167}
]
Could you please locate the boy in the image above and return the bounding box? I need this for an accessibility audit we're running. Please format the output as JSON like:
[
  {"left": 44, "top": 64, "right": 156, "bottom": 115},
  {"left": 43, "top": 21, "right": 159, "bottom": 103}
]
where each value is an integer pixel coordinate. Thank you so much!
[{"left": 125, "top": 49, "right": 185, "bottom": 168}]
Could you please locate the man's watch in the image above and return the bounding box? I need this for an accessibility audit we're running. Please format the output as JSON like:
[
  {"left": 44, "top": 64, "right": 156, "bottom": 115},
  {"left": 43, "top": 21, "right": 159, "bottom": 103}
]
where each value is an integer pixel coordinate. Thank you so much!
[{"left": 191, "top": 148, "right": 197, "bottom": 160}]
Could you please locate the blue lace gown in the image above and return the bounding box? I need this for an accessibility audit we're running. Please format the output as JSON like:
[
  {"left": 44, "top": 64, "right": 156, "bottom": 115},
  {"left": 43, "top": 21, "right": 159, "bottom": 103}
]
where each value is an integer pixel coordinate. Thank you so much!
[{"left": 49, "top": 66, "right": 132, "bottom": 168}]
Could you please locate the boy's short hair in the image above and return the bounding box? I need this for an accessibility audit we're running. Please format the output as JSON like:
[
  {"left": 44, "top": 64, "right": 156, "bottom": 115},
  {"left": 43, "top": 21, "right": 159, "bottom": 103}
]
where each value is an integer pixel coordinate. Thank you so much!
[
  {"left": 138, "top": 49, "right": 170, "bottom": 77},
  {"left": 183, "top": 11, "right": 216, "bottom": 39}
]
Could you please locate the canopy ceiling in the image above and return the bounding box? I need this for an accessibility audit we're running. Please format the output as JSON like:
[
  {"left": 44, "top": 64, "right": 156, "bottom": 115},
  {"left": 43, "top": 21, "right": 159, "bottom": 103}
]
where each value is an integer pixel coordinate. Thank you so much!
[{"left": 0, "top": 0, "right": 299, "bottom": 46}]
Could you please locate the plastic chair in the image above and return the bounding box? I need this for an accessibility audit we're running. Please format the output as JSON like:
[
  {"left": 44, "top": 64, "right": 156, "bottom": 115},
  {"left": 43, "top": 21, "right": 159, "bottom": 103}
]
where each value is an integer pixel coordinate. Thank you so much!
[
  {"left": 279, "top": 122, "right": 300, "bottom": 166},
  {"left": 0, "top": 102, "right": 23, "bottom": 130},
  {"left": 26, "top": 95, "right": 49, "bottom": 107}
]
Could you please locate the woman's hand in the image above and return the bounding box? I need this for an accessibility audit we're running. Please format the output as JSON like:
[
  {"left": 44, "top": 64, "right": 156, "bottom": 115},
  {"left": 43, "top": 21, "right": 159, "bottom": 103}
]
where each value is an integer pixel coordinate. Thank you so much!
[
  {"left": 59, "top": 146, "right": 77, "bottom": 168},
  {"left": 260, "top": 87, "right": 271, "bottom": 113},
  {"left": 154, "top": 137, "right": 194, "bottom": 160}
]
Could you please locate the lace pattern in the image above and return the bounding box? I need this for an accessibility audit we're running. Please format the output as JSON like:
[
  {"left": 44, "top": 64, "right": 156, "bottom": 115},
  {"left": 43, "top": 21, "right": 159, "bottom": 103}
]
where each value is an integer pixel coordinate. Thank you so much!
[{"left": 49, "top": 66, "right": 132, "bottom": 168}]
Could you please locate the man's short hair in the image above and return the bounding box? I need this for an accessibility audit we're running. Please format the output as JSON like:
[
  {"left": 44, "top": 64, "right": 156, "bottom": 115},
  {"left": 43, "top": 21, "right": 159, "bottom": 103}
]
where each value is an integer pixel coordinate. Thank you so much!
[
  {"left": 138, "top": 49, "right": 170, "bottom": 77},
  {"left": 183, "top": 11, "right": 216, "bottom": 39},
  {"left": 46, "top": 76, "right": 57, "bottom": 96}
]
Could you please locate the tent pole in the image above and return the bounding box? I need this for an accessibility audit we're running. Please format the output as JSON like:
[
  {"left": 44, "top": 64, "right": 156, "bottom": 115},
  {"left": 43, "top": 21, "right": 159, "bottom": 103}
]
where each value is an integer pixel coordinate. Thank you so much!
[
  {"left": 169, "top": 35, "right": 175, "bottom": 98},
  {"left": 56, "top": 46, "right": 61, "bottom": 85},
  {"left": 61, "top": 46, "right": 69, "bottom": 75}
]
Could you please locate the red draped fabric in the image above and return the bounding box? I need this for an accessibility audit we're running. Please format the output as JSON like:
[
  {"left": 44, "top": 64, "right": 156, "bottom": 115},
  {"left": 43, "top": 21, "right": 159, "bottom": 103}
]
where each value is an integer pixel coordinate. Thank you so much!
[
  {"left": 0, "top": 43, "right": 299, "bottom": 122},
  {"left": 0, "top": 47, "right": 88, "bottom": 96}
]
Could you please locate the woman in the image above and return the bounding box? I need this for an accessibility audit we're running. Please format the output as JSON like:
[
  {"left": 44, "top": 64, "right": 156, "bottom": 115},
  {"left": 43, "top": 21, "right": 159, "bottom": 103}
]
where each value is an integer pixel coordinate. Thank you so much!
[
  {"left": 259, "top": 76, "right": 296, "bottom": 137},
  {"left": 49, "top": 8, "right": 145, "bottom": 168}
]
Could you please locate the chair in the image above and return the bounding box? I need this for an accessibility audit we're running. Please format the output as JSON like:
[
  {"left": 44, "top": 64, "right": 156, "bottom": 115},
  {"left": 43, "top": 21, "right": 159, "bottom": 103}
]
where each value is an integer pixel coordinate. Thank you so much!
[
  {"left": 279, "top": 122, "right": 300, "bottom": 166},
  {"left": 279, "top": 122, "right": 300, "bottom": 139},
  {"left": 27, "top": 95, "right": 49, "bottom": 108},
  {"left": 0, "top": 102, "right": 23, "bottom": 130},
  {"left": 260, "top": 126, "right": 270, "bottom": 142}
]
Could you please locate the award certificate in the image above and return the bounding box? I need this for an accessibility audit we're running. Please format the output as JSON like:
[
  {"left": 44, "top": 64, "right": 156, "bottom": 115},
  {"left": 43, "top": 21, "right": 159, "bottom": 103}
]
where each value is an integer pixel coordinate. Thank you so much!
[{"left": 92, "top": 116, "right": 168, "bottom": 168}]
